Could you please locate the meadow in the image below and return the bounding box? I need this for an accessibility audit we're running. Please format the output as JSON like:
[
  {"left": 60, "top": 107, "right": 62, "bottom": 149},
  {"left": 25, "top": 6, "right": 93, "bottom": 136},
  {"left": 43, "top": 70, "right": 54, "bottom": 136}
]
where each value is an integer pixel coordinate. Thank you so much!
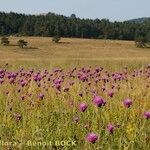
[
  {"left": 0, "top": 37, "right": 150, "bottom": 150},
  {"left": 0, "top": 37, "right": 150, "bottom": 70}
]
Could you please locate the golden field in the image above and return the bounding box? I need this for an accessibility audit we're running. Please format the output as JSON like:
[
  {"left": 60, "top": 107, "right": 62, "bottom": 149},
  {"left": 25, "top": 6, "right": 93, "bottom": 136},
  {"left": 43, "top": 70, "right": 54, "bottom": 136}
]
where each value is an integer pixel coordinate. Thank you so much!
[{"left": 0, "top": 37, "right": 150, "bottom": 70}]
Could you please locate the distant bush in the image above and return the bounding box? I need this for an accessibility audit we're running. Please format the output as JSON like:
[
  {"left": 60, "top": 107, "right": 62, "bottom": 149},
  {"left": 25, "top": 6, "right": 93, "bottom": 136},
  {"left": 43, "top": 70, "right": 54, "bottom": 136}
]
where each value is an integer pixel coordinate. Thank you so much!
[
  {"left": 135, "top": 41, "right": 147, "bottom": 48},
  {"left": 1, "top": 37, "right": 10, "bottom": 46},
  {"left": 52, "top": 36, "right": 61, "bottom": 43},
  {"left": 17, "top": 40, "right": 28, "bottom": 48},
  {"left": 135, "top": 36, "right": 147, "bottom": 48}
]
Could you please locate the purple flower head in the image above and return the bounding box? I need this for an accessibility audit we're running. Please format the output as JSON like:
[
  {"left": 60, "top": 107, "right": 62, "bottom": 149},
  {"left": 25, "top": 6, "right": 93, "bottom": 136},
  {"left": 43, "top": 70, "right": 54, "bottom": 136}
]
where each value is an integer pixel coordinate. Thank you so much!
[
  {"left": 20, "top": 80, "right": 27, "bottom": 87},
  {"left": 55, "top": 83, "right": 61, "bottom": 91},
  {"left": 95, "top": 68, "right": 100, "bottom": 73},
  {"left": 14, "top": 113, "right": 22, "bottom": 121},
  {"left": 144, "top": 111, "right": 150, "bottom": 119},
  {"left": 38, "top": 93, "right": 44, "bottom": 100},
  {"left": 21, "top": 95, "right": 25, "bottom": 100},
  {"left": 123, "top": 99, "right": 133, "bottom": 108},
  {"left": 86, "top": 133, "right": 98, "bottom": 143},
  {"left": 33, "top": 76, "right": 38, "bottom": 82},
  {"left": 107, "top": 123, "right": 114, "bottom": 134},
  {"left": 54, "top": 79, "right": 62, "bottom": 84},
  {"left": 79, "top": 103, "right": 88, "bottom": 112},
  {"left": 93, "top": 96, "right": 106, "bottom": 107},
  {"left": 9, "top": 78, "right": 15, "bottom": 84}
]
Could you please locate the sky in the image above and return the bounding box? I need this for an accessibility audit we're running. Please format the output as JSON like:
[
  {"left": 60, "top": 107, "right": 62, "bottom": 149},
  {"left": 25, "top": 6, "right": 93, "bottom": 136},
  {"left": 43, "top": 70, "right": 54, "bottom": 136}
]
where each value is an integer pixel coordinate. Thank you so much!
[{"left": 0, "top": 0, "right": 149, "bottom": 21}]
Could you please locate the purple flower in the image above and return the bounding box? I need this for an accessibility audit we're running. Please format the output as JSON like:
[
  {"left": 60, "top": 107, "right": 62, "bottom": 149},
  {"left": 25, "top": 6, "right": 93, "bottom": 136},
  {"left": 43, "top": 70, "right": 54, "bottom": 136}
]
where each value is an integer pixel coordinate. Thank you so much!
[
  {"left": 86, "top": 133, "right": 98, "bottom": 143},
  {"left": 55, "top": 83, "right": 61, "bottom": 91},
  {"left": 20, "top": 80, "right": 27, "bottom": 87},
  {"left": 144, "top": 112, "right": 150, "bottom": 119},
  {"left": 54, "top": 79, "right": 62, "bottom": 84},
  {"left": 93, "top": 96, "right": 106, "bottom": 107},
  {"left": 79, "top": 103, "right": 88, "bottom": 112},
  {"left": 107, "top": 123, "right": 114, "bottom": 134},
  {"left": 14, "top": 113, "right": 22, "bottom": 121},
  {"left": 9, "top": 78, "right": 15, "bottom": 84},
  {"left": 21, "top": 95, "right": 25, "bottom": 100},
  {"left": 38, "top": 93, "right": 44, "bottom": 100},
  {"left": 123, "top": 99, "right": 133, "bottom": 108}
]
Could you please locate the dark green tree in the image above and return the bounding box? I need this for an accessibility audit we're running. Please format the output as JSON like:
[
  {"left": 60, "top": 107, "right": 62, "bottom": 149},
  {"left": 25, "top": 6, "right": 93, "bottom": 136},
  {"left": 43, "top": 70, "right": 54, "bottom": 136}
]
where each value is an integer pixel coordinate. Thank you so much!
[
  {"left": 0, "top": 11, "right": 150, "bottom": 41},
  {"left": 70, "top": 14, "right": 76, "bottom": 19},
  {"left": 146, "top": 31, "right": 150, "bottom": 43}
]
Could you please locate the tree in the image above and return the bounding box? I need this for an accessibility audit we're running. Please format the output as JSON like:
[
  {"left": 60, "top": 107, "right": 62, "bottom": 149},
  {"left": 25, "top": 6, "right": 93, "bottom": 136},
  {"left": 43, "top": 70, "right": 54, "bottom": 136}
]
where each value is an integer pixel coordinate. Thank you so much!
[
  {"left": 146, "top": 31, "right": 150, "bottom": 43},
  {"left": 1, "top": 37, "right": 10, "bottom": 45},
  {"left": 52, "top": 36, "right": 61, "bottom": 43},
  {"left": 70, "top": 14, "right": 76, "bottom": 19},
  {"left": 17, "top": 40, "right": 28, "bottom": 48}
]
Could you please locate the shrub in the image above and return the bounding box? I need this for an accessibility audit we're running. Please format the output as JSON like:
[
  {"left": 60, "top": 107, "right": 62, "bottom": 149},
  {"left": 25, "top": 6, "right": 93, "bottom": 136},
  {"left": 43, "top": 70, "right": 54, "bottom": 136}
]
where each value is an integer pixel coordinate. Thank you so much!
[
  {"left": 1, "top": 37, "right": 10, "bottom": 46},
  {"left": 135, "top": 41, "right": 147, "bottom": 48},
  {"left": 17, "top": 40, "right": 28, "bottom": 48},
  {"left": 135, "top": 36, "right": 147, "bottom": 48},
  {"left": 52, "top": 36, "right": 61, "bottom": 43}
]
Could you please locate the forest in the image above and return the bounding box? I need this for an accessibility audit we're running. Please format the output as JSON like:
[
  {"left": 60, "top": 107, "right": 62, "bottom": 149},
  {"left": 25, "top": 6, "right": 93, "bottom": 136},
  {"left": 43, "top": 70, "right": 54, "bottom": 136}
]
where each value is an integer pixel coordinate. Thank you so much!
[{"left": 0, "top": 11, "right": 150, "bottom": 41}]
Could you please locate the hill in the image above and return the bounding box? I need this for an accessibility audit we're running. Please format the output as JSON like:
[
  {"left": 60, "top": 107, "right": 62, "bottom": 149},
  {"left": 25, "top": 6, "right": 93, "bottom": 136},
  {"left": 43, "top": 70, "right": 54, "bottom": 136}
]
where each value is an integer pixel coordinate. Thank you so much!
[{"left": 127, "top": 17, "right": 150, "bottom": 23}]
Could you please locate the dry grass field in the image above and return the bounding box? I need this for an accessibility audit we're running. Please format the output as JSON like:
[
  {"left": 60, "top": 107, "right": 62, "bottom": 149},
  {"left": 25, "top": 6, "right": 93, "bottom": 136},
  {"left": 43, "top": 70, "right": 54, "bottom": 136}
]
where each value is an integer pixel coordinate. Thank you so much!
[{"left": 0, "top": 37, "right": 150, "bottom": 70}]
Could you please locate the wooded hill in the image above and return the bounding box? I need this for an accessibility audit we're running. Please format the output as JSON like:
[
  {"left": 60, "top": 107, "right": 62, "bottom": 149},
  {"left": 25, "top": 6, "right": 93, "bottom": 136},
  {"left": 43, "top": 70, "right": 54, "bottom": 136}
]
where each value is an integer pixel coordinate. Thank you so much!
[{"left": 0, "top": 12, "right": 150, "bottom": 41}]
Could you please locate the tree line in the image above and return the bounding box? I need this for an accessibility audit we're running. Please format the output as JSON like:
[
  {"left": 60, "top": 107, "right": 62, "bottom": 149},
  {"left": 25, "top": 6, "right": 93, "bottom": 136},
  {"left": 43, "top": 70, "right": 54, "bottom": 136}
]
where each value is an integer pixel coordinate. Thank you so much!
[{"left": 0, "top": 12, "right": 150, "bottom": 42}]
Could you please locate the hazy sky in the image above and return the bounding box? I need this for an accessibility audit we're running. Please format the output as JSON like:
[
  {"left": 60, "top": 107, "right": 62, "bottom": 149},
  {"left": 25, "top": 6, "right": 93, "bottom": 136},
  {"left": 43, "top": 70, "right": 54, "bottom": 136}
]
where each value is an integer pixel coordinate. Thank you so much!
[{"left": 0, "top": 0, "right": 149, "bottom": 21}]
